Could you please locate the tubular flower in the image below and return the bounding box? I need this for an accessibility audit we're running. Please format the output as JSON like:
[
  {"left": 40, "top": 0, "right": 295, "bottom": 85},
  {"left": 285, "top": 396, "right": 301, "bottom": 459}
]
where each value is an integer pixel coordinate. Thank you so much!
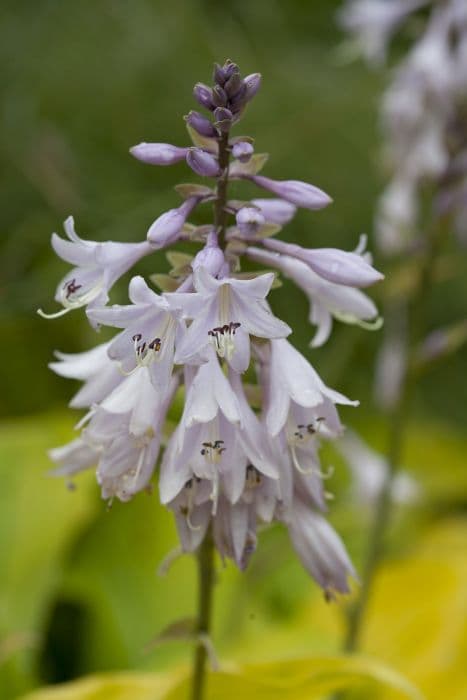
[{"left": 39, "top": 216, "right": 152, "bottom": 323}]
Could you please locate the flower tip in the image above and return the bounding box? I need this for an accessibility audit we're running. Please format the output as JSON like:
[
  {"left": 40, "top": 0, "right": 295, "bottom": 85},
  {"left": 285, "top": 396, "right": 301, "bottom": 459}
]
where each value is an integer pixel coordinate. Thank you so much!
[{"left": 129, "top": 143, "right": 155, "bottom": 163}]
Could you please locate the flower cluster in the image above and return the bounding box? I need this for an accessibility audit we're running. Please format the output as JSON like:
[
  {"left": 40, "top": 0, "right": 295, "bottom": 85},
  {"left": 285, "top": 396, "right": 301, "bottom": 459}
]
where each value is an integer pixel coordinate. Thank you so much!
[
  {"left": 43, "top": 60, "right": 383, "bottom": 599},
  {"left": 340, "top": 0, "right": 467, "bottom": 252}
]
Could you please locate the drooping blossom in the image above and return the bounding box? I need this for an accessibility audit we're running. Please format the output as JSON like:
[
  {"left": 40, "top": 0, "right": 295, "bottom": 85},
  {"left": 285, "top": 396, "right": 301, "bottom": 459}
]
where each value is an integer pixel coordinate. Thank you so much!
[
  {"left": 41, "top": 59, "right": 383, "bottom": 596},
  {"left": 39, "top": 216, "right": 152, "bottom": 322},
  {"left": 247, "top": 246, "right": 380, "bottom": 346}
]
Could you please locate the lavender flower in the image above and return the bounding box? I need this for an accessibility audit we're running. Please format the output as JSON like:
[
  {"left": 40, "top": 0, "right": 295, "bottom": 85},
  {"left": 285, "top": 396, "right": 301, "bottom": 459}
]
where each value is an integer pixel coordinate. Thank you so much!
[
  {"left": 186, "top": 148, "right": 220, "bottom": 178},
  {"left": 41, "top": 59, "right": 383, "bottom": 598},
  {"left": 38, "top": 216, "right": 152, "bottom": 323},
  {"left": 341, "top": 0, "right": 467, "bottom": 252},
  {"left": 264, "top": 235, "right": 384, "bottom": 288},
  {"left": 247, "top": 175, "right": 332, "bottom": 210},
  {"left": 130, "top": 142, "right": 188, "bottom": 166}
]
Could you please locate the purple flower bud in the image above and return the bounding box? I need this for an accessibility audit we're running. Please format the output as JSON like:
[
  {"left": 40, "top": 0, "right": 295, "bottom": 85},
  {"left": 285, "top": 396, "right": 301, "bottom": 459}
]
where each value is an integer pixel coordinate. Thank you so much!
[
  {"left": 249, "top": 175, "right": 332, "bottom": 210},
  {"left": 236, "top": 207, "right": 265, "bottom": 236},
  {"left": 185, "top": 110, "right": 218, "bottom": 138},
  {"left": 212, "top": 85, "right": 228, "bottom": 107},
  {"left": 223, "top": 60, "right": 239, "bottom": 81},
  {"left": 147, "top": 197, "right": 199, "bottom": 248},
  {"left": 213, "top": 62, "right": 227, "bottom": 86},
  {"left": 232, "top": 141, "right": 254, "bottom": 162},
  {"left": 186, "top": 148, "right": 220, "bottom": 177},
  {"left": 214, "top": 107, "right": 233, "bottom": 132},
  {"left": 229, "top": 82, "right": 247, "bottom": 109},
  {"left": 213, "top": 60, "right": 239, "bottom": 86},
  {"left": 251, "top": 198, "right": 297, "bottom": 225},
  {"left": 193, "top": 82, "right": 214, "bottom": 111},
  {"left": 264, "top": 238, "right": 384, "bottom": 288},
  {"left": 129, "top": 142, "right": 188, "bottom": 166},
  {"left": 243, "top": 73, "right": 262, "bottom": 101},
  {"left": 192, "top": 232, "right": 225, "bottom": 277},
  {"left": 224, "top": 72, "right": 243, "bottom": 98}
]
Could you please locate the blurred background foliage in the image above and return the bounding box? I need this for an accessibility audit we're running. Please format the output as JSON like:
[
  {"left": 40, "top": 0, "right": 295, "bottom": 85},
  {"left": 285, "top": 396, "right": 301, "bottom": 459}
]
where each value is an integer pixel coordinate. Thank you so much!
[{"left": 1, "top": 0, "right": 466, "bottom": 699}]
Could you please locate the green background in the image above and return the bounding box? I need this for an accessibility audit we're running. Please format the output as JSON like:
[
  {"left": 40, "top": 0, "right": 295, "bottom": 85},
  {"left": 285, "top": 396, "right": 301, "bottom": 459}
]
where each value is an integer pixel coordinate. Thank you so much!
[{"left": 1, "top": 1, "right": 466, "bottom": 699}]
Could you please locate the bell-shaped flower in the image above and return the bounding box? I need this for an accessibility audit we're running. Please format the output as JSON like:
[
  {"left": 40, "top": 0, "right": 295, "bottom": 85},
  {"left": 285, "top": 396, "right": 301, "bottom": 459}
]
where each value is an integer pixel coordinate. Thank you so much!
[
  {"left": 38, "top": 216, "right": 152, "bottom": 323},
  {"left": 284, "top": 498, "right": 356, "bottom": 597},
  {"left": 49, "top": 437, "right": 99, "bottom": 481},
  {"left": 264, "top": 236, "right": 384, "bottom": 288},
  {"left": 168, "top": 267, "right": 291, "bottom": 373},
  {"left": 88, "top": 276, "right": 184, "bottom": 395},
  {"left": 266, "top": 339, "right": 357, "bottom": 438},
  {"left": 49, "top": 342, "right": 123, "bottom": 409},
  {"left": 159, "top": 353, "right": 279, "bottom": 513},
  {"left": 247, "top": 246, "right": 381, "bottom": 347}
]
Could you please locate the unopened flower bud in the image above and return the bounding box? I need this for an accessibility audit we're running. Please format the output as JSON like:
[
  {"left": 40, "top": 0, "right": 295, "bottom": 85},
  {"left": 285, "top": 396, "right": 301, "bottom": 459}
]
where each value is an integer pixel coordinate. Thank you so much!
[
  {"left": 224, "top": 72, "right": 243, "bottom": 98},
  {"left": 192, "top": 232, "right": 225, "bottom": 277},
  {"left": 185, "top": 111, "right": 218, "bottom": 137},
  {"left": 232, "top": 141, "right": 254, "bottom": 162},
  {"left": 243, "top": 73, "right": 262, "bottom": 101},
  {"left": 212, "top": 85, "right": 228, "bottom": 108},
  {"left": 264, "top": 238, "right": 384, "bottom": 288},
  {"left": 250, "top": 175, "right": 332, "bottom": 210},
  {"left": 229, "top": 83, "right": 247, "bottom": 111},
  {"left": 236, "top": 207, "right": 265, "bottom": 236},
  {"left": 214, "top": 107, "right": 233, "bottom": 132},
  {"left": 147, "top": 197, "right": 199, "bottom": 248},
  {"left": 213, "top": 62, "right": 227, "bottom": 86},
  {"left": 251, "top": 198, "right": 297, "bottom": 225},
  {"left": 193, "top": 82, "right": 214, "bottom": 111},
  {"left": 222, "top": 59, "right": 239, "bottom": 80},
  {"left": 186, "top": 148, "right": 220, "bottom": 177},
  {"left": 129, "top": 142, "right": 188, "bottom": 166}
]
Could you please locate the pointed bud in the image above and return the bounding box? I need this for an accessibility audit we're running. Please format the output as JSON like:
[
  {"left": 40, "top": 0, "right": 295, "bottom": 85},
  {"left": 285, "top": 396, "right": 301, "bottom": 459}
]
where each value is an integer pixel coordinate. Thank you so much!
[
  {"left": 129, "top": 142, "right": 188, "bottom": 166},
  {"left": 232, "top": 141, "right": 254, "bottom": 162},
  {"left": 193, "top": 83, "right": 214, "bottom": 111},
  {"left": 185, "top": 111, "right": 218, "bottom": 138},
  {"left": 264, "top": 238, "right": 384, "bottom": 288},
  {"left": 147, "top": 197, "right": 199, "bottom": 248},
  {"left": 186, "top": 148, "right": 220, "bottom": 177},
  {"left": 213, "top": 62, "right": 227, "bottom": 86},
  {"left": 249, "top": 175, "right": 332, "bottom": 210},
  {"left": 243, "top": 73, "right": 262, "bottom": 101},
  {"left": 212, "top": 85, "right": 228, "bottom": 107},
  {"left": 224, "top": 72, "right": 243, "bottom": 98}
]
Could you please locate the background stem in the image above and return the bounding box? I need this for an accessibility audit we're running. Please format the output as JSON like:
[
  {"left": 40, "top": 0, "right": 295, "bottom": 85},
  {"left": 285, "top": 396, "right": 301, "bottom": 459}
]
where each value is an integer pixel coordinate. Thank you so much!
[{"left": 343, "top": 216, "right": 446, "bottom": 653}]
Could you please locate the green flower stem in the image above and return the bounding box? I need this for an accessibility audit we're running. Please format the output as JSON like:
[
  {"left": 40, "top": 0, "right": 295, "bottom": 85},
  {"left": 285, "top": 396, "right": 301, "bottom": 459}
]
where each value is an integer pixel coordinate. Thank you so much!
[
  {"left": 191, "top": 532, "right": 215, "bottom": 700},
  {"left": 343, "top": 215, "right": 447, "bottom": 654}
]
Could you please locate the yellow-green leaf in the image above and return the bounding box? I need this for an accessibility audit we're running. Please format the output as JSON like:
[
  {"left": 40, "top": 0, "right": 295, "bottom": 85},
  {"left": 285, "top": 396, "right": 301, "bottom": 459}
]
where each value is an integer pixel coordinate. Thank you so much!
[{"left": 18, "top": 671, "right": 179, "bottom": 700}]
